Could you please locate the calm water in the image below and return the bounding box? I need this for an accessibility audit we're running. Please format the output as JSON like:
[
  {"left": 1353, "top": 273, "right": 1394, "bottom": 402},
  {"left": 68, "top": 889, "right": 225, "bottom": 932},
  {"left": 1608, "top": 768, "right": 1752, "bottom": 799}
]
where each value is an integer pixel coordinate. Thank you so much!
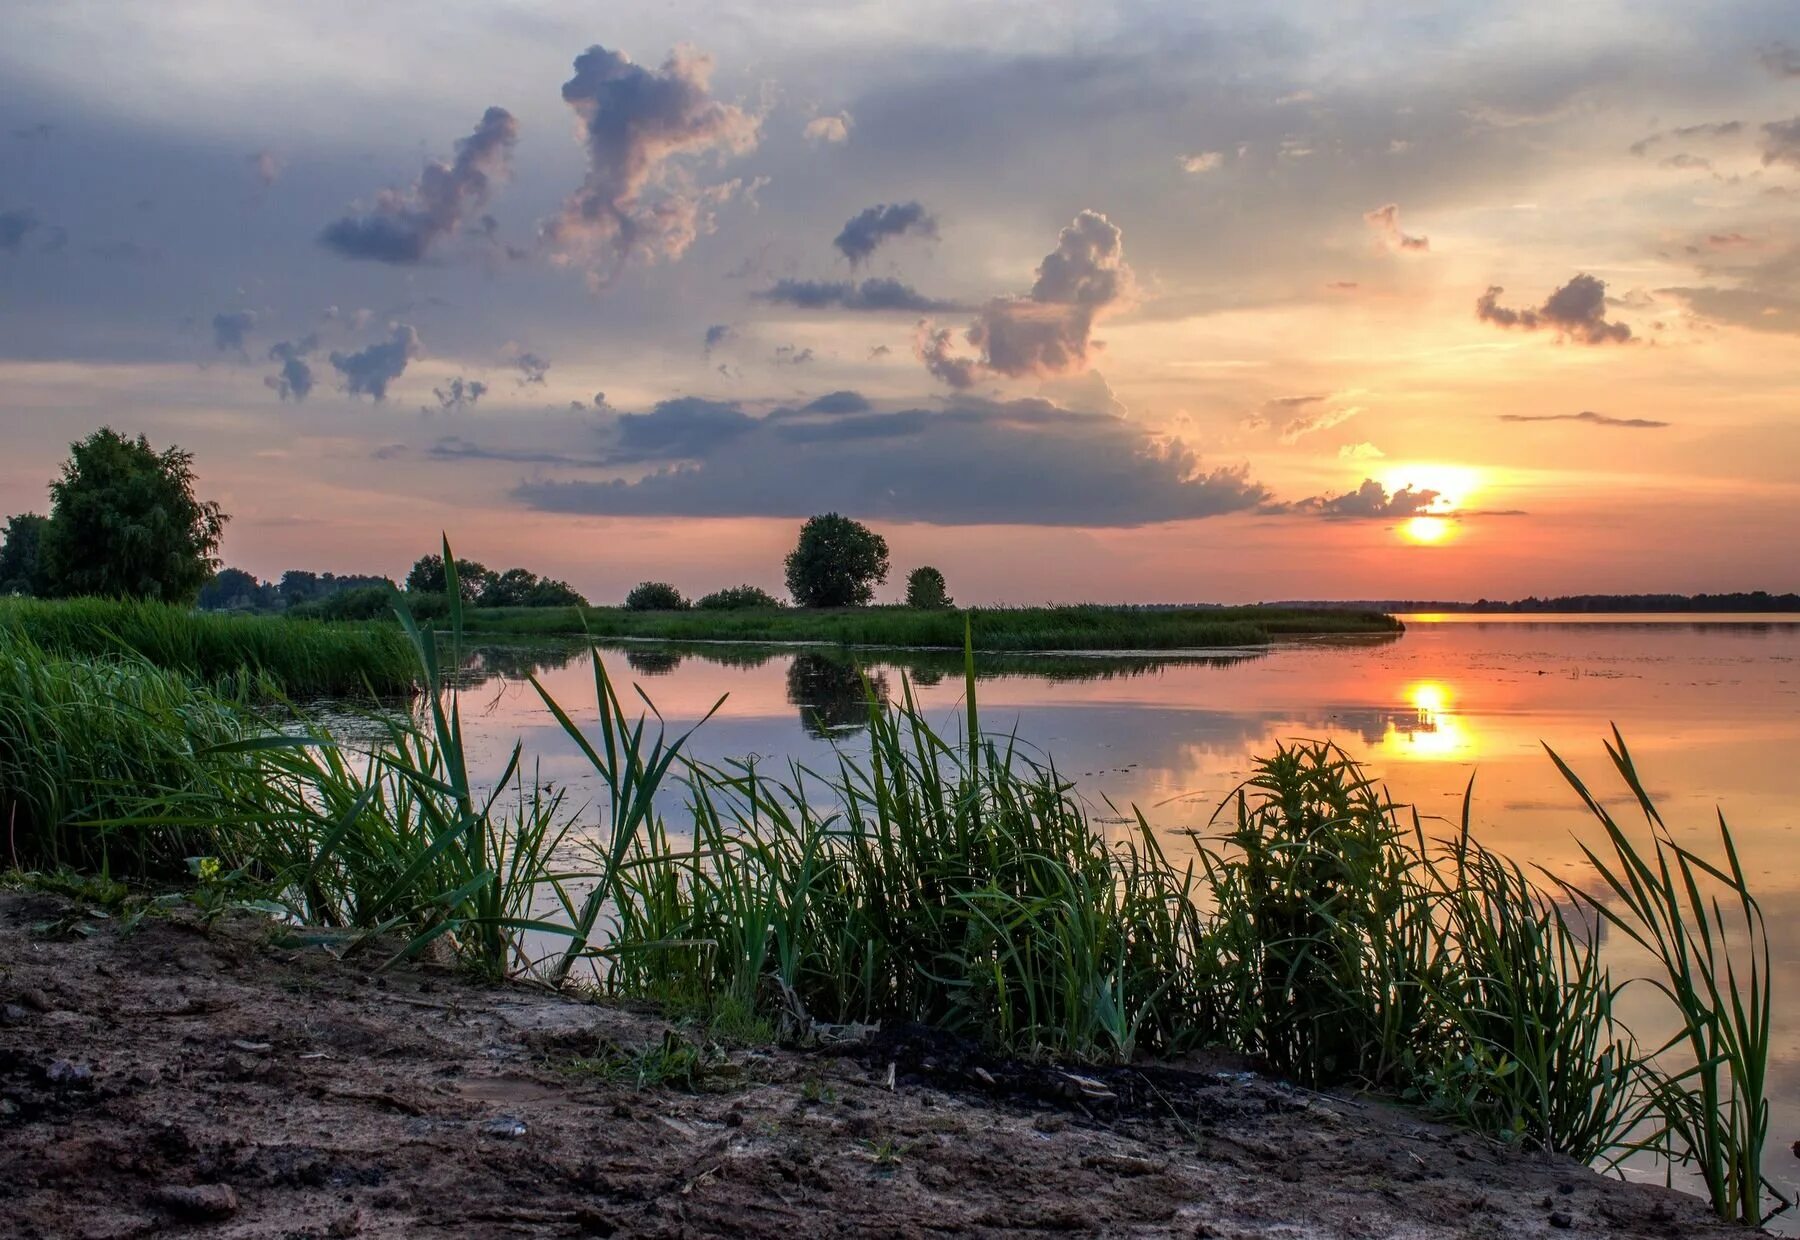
[{"left": 445, "top": 615, "right": 1800, "bottom": 1210}]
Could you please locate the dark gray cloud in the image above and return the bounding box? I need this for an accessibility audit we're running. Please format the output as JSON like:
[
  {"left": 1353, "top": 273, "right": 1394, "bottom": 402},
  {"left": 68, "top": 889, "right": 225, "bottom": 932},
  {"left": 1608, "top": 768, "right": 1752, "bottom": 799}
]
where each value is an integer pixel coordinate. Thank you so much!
[
  {"left": 429, "top": 377, "right": 488, "bottom": 412},
  {"left": 1475, "top": 274, "right": 1633, "bottom": 344},
  {"left": 328, "top": 324, "right": 423, "bottom": 401},
  {"left": 1764, "top": 117, "right": 1800, "bottom": 170},
  {"left": 799, "top": 390, "right": 871, "bottom": 415},
  {"left": 1498, "top": 410, "right": 1668, "bottom": 428},
  {"left": 0, "top": 209, "right": 40, "bottom": 254},
  {"left": 428, "top": 436, "right": 609, "bottom": 466},
  {"left": 774, "top": 344, "right": 815, "bottom": 366},
  {"left": 210, "top": 309, "right": 256, "bottom": 354},
  {"left": 263, "top": 335, "right": 319, "bottom": 402},
  {"left": 703, "top": 324, "right": 734, "bottom": 353},
  {"left": 833, "top": 201, "right": 938, "bottom": 265},
  {"left": 1362, "top": 203, "right": 1428, "bottom": 252},
  {"left": 320, "top": 106, "right": 518, "bottom": 264},
  {"left": 756, "top": 276, "right": 960, "bottom": 313},
  {"left": 512, "top": 351, "right": 550, "bottom": 385},
  {"left": 513, "top": 394, "right": 1267, "bottom": 526},
  {"left": 541, "top": 45, "right": 759, "bottom": 286},
  {"left": 1290, "top": 478, "right": 1442, "bottom": 519},
  {"left": 920, "top": 210, "right": 1132, "bottom": 388}
]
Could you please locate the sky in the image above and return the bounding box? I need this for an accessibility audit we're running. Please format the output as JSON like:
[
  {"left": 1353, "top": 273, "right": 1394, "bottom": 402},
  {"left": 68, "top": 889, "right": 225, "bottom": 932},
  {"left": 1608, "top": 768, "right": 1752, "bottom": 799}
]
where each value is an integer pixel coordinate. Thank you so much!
[{"left": 2, "top": 0, "right": 1797, "bottom": 604}]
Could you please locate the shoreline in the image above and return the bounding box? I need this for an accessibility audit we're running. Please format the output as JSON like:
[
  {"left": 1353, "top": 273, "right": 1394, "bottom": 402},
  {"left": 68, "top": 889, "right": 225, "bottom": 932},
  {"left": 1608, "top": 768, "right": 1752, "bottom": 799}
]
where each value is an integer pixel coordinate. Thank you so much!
[{"left": 0, "top": 891, "right": 1742, "bottom": 1240}]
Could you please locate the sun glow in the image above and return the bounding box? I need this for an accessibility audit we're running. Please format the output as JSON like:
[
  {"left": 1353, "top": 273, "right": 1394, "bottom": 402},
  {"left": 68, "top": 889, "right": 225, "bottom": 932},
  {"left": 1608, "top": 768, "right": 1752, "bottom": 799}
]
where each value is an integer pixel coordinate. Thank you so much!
[
  {"left": 1380, "top": 463, "right": 1481, "bottom": 511},
  {"left": 1384, "top": 680, "right": 1473, "bottom": 760},
  {"left": 1403, "top": 516, "right": 1453, "bottom": 544}
]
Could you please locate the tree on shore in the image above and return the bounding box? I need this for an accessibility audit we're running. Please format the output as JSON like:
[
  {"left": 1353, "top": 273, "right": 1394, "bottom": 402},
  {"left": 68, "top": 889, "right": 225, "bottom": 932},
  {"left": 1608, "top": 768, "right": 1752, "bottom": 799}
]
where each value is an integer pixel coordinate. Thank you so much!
[
  {"left": 784, "top": 514, "right": 889, "bottom": 608},
  {"left": 36, "top": 428, "right": 226, "bottom": 603},
  {"left": 405, "top": 553, "right": 491, "bottom": 603},
  {"left": 624, "top": 581, "right": 689, "bottom": 611},
  {"left": 0, "top": 513, "right": 47, "bottom": 596},
  {"left": 480, "top": 567, "right": 587, "bottom": 608},
  {"left": 905, "top": 566, "right": 951, "bottom": 610}
]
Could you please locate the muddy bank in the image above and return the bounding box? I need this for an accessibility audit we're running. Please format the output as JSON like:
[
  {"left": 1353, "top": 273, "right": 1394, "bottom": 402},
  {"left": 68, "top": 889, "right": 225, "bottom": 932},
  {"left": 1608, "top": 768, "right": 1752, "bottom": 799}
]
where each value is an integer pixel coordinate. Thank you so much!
[{"left": 0, "top": 891, "right": 1739, "bottom": 1239}]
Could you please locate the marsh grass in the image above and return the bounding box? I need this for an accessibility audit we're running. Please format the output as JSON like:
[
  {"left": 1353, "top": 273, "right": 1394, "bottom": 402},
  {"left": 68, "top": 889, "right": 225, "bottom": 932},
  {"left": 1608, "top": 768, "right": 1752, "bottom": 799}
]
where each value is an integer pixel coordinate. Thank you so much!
[{"left": 0, "top": 595, "right": 416, "bottom": 697}]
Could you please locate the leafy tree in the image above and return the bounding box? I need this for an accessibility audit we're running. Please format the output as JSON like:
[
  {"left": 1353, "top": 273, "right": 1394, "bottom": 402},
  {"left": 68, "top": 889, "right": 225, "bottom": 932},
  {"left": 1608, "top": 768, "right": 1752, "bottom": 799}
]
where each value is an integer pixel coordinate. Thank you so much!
[
  {"left": 624, "top": 581, "right": 689, "bottom": 611},
  {"left": 696, "top": 584, "right": 783, "bottom": 610},
  {"left": 404, "top": 553, "right": 490, "bottom": 603},
  {"left": 198, "top": 567, "right": 275, "bottom": 611},
  {"left": 784, "top": 513, "right": 889, "bottom": 608},
  {"left": 479, "top": 567, "right": 541, "bottom": 608},
  {"left": 526, "top": 577, "right": 587, "bottom": 607},
  {"left": 37, "top": 428, "right": 227, "bottom": 603},
  {"left": 278, "top": 569, "right": 323, "bottom": 604},
  {"left": 0, "top": 513, "right": 47, "bottom": 596},
  {"left": 905, "top": 566, "right": 952, "bottom": 610}
]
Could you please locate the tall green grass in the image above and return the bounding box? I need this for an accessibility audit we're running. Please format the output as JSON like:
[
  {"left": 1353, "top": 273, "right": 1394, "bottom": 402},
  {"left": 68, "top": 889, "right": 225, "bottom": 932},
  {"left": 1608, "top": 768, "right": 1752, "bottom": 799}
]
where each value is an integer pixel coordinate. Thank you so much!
[{"left": 0, "top": 596, "right": 416, "bottom": 697}]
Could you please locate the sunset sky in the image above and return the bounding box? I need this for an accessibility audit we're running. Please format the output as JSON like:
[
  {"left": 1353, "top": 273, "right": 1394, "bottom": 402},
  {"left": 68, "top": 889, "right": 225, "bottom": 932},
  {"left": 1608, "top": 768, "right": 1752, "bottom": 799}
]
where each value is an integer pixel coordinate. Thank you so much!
[{"left": 3, "top": 1, "right": 1797, "bottom": 603}]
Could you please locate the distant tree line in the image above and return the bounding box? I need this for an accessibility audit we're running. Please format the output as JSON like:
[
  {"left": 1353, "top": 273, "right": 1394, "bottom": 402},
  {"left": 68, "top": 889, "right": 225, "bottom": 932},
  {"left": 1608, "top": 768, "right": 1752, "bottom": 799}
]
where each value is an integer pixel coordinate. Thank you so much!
[{"left": 1279, "top": 593, "right": 1800, "bottom": 614}]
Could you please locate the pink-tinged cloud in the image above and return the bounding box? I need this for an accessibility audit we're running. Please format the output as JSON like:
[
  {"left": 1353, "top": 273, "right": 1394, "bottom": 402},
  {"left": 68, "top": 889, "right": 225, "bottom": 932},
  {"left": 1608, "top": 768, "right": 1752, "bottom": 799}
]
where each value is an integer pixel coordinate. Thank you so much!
[
  {"left": 1362, "top": 203, "right": 1429, "bottom": 252},
  {"left": 1476, "top": 274, "right": 1633, "bottom": 345}
]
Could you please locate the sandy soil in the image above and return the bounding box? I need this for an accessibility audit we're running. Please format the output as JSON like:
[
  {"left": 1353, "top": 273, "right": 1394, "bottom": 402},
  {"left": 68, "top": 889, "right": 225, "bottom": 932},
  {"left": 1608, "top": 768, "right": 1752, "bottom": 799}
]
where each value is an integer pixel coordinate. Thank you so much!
[{"left": 0, "top": 890, "right": 1745, "bottom": 1239}]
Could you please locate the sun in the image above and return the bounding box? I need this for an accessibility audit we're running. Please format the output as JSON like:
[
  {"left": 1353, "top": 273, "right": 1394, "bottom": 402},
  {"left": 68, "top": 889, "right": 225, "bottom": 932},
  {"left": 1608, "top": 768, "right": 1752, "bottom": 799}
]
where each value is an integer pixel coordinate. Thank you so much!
[
  {"left": 1380, "top": 463, "right": 1481, "bottom": 512},
  {"left": 1403, "top": 515, "right": 1454, "bottom": 544}
]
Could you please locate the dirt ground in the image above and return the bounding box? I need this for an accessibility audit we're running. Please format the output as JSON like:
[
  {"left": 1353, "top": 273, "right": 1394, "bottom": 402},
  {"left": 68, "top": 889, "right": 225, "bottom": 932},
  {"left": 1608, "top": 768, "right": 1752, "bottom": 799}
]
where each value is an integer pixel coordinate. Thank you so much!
[{"left": 0, "top": 891, "right": 1747, "bottom": 1239}]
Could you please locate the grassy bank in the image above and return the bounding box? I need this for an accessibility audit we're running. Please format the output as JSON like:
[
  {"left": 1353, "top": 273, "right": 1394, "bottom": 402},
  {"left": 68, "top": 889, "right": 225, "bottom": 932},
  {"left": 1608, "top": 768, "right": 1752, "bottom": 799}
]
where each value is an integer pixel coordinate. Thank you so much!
[
  {"left": 0, "top": 597, "right": 416, "bottom": 696},
  {"left": 2, "top": 576, "right": 1781, "bottom": 1222},
  {"left": 451, "top": 602, "right": 1401, "bottom": 650}
]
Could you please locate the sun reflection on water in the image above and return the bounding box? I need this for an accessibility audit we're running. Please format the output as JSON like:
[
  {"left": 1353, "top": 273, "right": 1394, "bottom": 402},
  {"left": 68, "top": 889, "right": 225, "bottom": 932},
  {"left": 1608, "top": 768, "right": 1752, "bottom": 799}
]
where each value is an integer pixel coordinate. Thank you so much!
[{"left": 1383, "top": 679, "right": 1473, "bottom": 760}]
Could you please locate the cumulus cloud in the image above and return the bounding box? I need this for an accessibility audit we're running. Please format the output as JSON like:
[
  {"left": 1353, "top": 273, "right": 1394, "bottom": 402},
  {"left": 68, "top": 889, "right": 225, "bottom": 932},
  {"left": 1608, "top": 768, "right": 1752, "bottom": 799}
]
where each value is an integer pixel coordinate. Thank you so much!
[
  {"left": 774, "top": 344, "right": 815, "bottom": 366},
  {"left": 833, "top": 201, "right": 937, "bottom": 265},
  {"left": 703, "top": 324, "right": 734, "bottom": 353},
  {"left": 329, "top": 324, "right": 423, "bottom": 401},
  {"left": 211, "top": 309, "right": 256, "bottom": 354},
  {"left": 803, "top": 112, "right": 852, "bottom": 144},
  {"left": 511, "top": 351, "right": 550, "bottom": 385},
  {"left": 1498, "top": 410, "right": 1668, "bottom": 428},
  {"left": 1475, "top": 274, "right": 1633, "bottom": 344},
  {"left": 541, "top": 45, "right": 760, "bottom": 287},
  {"left": 264, "top": 335, "right": 319, "bottom": 402},
  {"left": 919, "top": 210, "right": 1132, "bottom": 389},
  {"left": 1291, "top": 478, "right": 1441, "bottom": 519},
  {"left": 1764, "top": 117, "right": 1800, "bottom": 170},
  {"left": 321, "top": 107, "right": 518, "bottom": 264},
  {"left": 756, "top": 277, "right": 959, "bottom": 313},
  {"left": 1362, "top": 203, "right": 1429, "bottom": 252},
  {"left": 1178, "top": 151, "right": 1223, "bottom": 173},
  {"left": 429, "top": 377, "right": 489, "bottom": 413},
  {"left": 512, "top": 394, "right": 1266, "bottom": 526},
  {"left": 1339, "top": 442, "right": 1385, "bottom": 460}
]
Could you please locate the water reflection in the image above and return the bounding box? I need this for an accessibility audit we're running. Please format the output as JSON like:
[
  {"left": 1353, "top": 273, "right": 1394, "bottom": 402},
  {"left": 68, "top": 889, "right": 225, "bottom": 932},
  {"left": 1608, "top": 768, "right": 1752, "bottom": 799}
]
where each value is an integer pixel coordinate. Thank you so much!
[{"left": 787, "top": 654, "right": 892, "bottom": 739}]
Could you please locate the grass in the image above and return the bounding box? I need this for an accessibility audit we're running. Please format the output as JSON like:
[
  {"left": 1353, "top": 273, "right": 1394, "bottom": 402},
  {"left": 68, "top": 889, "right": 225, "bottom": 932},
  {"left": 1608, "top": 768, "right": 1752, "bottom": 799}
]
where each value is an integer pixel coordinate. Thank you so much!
[
  {"left": 2, "top": 541, "right": 1781, "bottom": 1223},
  {"left": 444, "top": 602, "right": 1401, "bottom": 651},
  {"left": 0, "top": 596, "right": 417, "bottom": 697}
]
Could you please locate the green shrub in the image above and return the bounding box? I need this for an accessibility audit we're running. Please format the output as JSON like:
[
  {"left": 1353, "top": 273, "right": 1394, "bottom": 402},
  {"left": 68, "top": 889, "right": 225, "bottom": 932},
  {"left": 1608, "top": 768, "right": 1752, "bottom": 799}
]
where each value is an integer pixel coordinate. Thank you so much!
[
  {"left": 695, "top": 584, "right": 783, "bottom": 611},
  {"left": 624, "top": 581, "right": 689, "bottom": 611}
]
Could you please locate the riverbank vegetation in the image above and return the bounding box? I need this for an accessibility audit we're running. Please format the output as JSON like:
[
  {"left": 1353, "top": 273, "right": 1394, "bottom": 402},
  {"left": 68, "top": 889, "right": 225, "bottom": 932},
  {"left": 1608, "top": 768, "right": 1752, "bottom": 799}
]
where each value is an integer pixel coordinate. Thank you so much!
[{"left": 0, "top": 549, "right": 1781, "bottom": 1223}]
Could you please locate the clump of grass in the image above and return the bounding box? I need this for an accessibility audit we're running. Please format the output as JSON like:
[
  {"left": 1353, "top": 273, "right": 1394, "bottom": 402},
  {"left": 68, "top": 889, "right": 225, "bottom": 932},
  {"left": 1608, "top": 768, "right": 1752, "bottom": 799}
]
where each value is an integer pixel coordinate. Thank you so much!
[{"left": 0, "top": 595, "right": 416, "bottom": 697}]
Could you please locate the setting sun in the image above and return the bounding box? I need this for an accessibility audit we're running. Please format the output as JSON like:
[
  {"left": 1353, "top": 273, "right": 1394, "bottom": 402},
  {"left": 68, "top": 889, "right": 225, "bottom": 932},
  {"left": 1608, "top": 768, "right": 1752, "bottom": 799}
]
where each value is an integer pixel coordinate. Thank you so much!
[{"left": 1403, "top": 516, "right": 1454, "bottom": 545}]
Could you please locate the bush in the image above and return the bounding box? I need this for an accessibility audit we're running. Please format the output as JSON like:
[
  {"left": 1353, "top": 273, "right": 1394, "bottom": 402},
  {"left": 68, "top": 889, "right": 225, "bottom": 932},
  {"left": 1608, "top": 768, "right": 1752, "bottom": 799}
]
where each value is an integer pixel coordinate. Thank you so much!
[
  {"left": 905, "top": 566, "right": 951, "bottom": 609},
  {"left": 695, "top": 584, "right": 783, "bottom": 611},
  {"left": 624, "top": 581, "right": 689, "bottom": 611}
]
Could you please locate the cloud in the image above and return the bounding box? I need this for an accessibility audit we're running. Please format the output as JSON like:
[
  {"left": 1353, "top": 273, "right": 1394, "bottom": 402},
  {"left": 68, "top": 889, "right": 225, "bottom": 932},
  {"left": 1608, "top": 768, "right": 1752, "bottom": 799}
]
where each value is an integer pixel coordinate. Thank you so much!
[
  {"left": 1498, "top": 410, "right": 1668, "bottom": 428},
  {"left": 10, "top": 123, "right": 51, "bottom": 142},
  {"left": 1338, "top": 442, "right": 1385, "bottom": 460},
  {"left": 1629, "top": 120, "right": 1743, "bottom": 157},
  {"left": 428, "top": 377, "right": 488, "bottom": 413},
  {"left": 1178, "top": 151, "right": 1223, "bottom": 174},
  {"left": 919, "top": 210, "right": 1133, "bottom": 389},
  {"left": 264, "top": 335, "right": 319, "bottom": 402},
  {"left": 1475, "top": 274, "right": 1633, "bottom": 344},
  {"left": 247, "top": 150, "right": 281, "bottom": 190},
  {"left": 703, "top": 324, "right": 734, "bottom": 353},
  {"left": 1362, "top": 203, "right": 1429, "bottom": 252},
  {"left": 799, "top": 390, "right": 871, "bottom": 414},
  {"left": 756, "top": 277, "right": 959, "bottom": 313},
  {"left": 1760, "top": 44, "right": 1800, "bottom": 78},
  {"left": 773, "top": 344, "right": 815, "bottom": 366},
  {"left": 804, "top": 112, "right": 852, "bottom": 144},
  {"left": 320, "top": 106, "right": 518, "bottom": 264},
  {"left": 511, "top": 351, "right": 550, "bottom": 385},
  {"left": 1279, "top": 404, "right": 1361, "bottom": 443},
  {"left": 833, "top": 201, "right": 938, "bottom": 265},
  {"left": 1764, "top": 117, "right": 1800, "bottom": 170},
  {"left": 1660, "top": 153, "right": 1713, "bottom": 171},
  {"left": 1290, "top": 478, "right": 1441, "bottom": 519},
  {"left": 328, "top": 323, "right": 423, "bottom": 401},
  {"left": 0, "top": 209, "right": 40, "bottom": 253},
  {"left": 513, "top": 395, "right": 1267, "bottom": 526},
  {"left": 210, "top": 309, "right": 256, "bottom": 354},
  {"left": 541, "top": 44, "right": 760, "bottom": 286}
]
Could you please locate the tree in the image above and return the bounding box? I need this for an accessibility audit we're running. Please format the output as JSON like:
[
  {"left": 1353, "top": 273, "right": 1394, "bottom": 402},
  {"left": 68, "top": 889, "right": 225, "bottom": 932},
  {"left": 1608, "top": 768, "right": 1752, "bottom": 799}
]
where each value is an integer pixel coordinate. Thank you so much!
[
  {"left": 405, "top": 553, "right": 490, "bottom": 603},
  {"left": 784, "top": 514, "right": 889, "bottom": 608},
  {"left": 198, "top": 567, "right": 274, "bottom": 611},
  {"left": 526, "top": 577, "right": 587, "bottom": 607},
  {"left": 0, "top": 513, "right": 47, "bottom": 596},
  {"left": 37, "top": 428, "right": 227, "bottom": 603},
  {"left": 624, "top": 581, "right": 689, "bottom": 611},
  {"left": 479, "top": 567, "right": 541, "bottom": 608},
  {"left": 905, "top": 566, "right": 951, "bottom": 610},
  {"left": 278, "top": 569, "right": 323, "bottom": 604},
  {"left": 695, "top": 584, "right": 783, "bottom": 610}
]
